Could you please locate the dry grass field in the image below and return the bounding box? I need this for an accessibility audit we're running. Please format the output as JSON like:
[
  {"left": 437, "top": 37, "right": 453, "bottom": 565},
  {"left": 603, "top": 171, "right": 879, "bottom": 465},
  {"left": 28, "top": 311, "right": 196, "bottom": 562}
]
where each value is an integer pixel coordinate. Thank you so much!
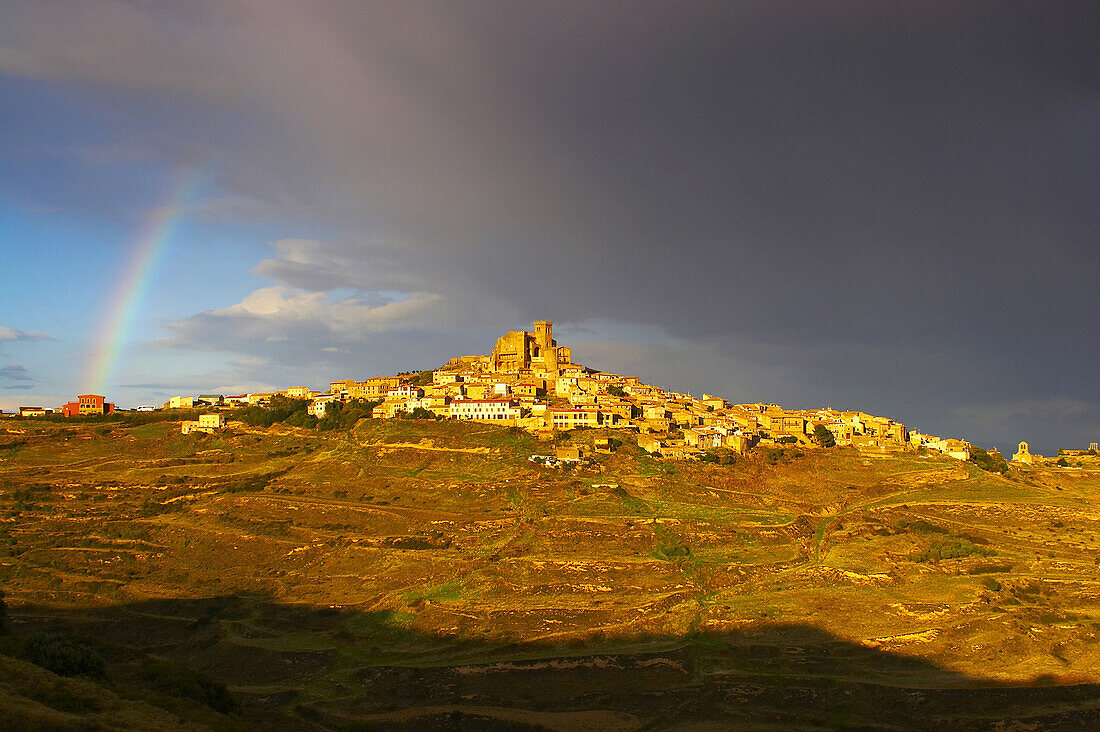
[{"left": 2, "top": 418, "right": 1100, "bottom": 729}]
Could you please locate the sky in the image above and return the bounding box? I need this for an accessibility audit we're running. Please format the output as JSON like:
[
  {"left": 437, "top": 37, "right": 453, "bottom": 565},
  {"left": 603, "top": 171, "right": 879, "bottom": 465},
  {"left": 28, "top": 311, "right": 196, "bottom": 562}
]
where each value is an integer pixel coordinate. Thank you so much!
[{"left": 1, "top": 1, "right": 1097, "bottom": 454}]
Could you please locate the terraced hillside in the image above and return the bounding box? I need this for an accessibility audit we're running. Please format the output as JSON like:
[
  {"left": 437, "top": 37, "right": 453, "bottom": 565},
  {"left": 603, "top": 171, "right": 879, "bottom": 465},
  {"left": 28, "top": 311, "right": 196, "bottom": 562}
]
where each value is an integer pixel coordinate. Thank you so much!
[{"left": 2, "top": 418, "right": 1100, "bottom": 729}]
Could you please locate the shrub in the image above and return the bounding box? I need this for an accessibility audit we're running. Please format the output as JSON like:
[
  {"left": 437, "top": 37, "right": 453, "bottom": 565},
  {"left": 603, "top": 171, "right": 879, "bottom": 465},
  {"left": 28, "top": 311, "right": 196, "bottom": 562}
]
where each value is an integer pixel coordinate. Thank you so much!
[
  {"left": 970, "top": 446, "right": 1009, "bottom": 474},
  {"left": 894, "top": 519, "right": 947, "bottom": 535},
  {"left": 221, "top": 468, "right": 290, "bottom": 493},
  {"left": 283, "top": 409, "right": 316, "bottom": 428},
  {"left": 400, "top": 407, "right": 439, "bottom": 420},
  {"left": 910, "top": 539, "right": 994, "bottom": 564},
  {"left": 407, "top": 370, "right": 434, "bottom": 386},
  {"left": 236, "top": 395, "right": 312, "bottom": 428},
  {"left": 140, "top": 657, "right": 240, "bottom": 714},
  {"left": 21, "top": 633, "right": 106, "bottom": 678},
  {"left": 813, "top": 424, "right": 836, "bottom": 448},
  {"left": 762, "top": 446, "right": 785, "bottom": 465},
  {"left": 701, "top": 449, "right": 736, "bottom": 464},
  {"left": 315, "top": 398, "right": 382, "bottom": 431},
  {"left": 654, "top": 543, "right": 692, "bottom": 561},
  {"left": 1057, "top": 457, "right": 1070, "bottom": 467}
]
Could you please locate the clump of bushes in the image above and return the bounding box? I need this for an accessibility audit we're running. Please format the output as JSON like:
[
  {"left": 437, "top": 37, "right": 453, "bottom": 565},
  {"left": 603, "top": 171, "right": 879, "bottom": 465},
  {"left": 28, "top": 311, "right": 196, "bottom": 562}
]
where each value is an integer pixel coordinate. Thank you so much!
[
  {"left": 969, "top": 446, "right": 1008, "bottom": 474},
  {"left": 654, "top": 543, "right": 692, "bottom": 561},
  {"left": 761, "top": 446, "right": 803, "bottom": 465},
  {"left": 140, "top": 656, "right": 240, "bottom": 714},
  {"left": 813, "top": 424, "right": 836, "bottom": 448},
  {"left": 978, "top": 577, "right": 1002, "bottom": 592},
  {"left": 21, "top": 633, "right": 106, "bottom": 678},
  {"left": 313, "top": 398, "right": 383, "bottom": 431},
  {"left": 236, "top": 395, "right": 381, "bottom": 431},
  {"left": 397, "top": 407, "right": 441, "bottom": 420},
  {"left": 236, "top": 395, "right": 312, "bottom": 428},
  {"left": 910, "top": 538, "right": 994, "bottom": 564},
  {"left": 699, "top": 449, "right": 737, "bottom": 465},
  {"left": 404, "top": 370, "right": 435, "bottom": 386},
  {"left": 221, "top": 468, "right": 290, "bottom": 493}
]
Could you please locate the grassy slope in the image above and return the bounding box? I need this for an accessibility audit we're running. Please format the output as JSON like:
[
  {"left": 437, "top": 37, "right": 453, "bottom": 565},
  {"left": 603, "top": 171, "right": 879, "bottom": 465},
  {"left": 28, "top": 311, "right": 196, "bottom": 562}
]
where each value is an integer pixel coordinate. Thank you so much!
[{"left": 2, "top": 418, "right": 1100, "bottom": 729}]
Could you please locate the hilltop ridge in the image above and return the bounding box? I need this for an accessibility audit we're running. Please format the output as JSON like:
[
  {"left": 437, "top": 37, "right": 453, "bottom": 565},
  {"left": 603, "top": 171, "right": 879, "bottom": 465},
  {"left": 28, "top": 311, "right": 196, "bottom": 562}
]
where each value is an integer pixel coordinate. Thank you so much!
[
  {"left": 19, "top": 320, "right": 1095, "bottom": 464},
  {"left": 162, "top": 320, "right": 1088, "bottom": 466}
]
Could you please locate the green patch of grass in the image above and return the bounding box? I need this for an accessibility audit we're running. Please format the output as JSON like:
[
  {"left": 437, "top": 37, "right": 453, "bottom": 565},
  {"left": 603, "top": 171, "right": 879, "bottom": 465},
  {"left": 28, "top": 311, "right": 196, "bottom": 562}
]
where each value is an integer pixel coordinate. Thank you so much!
[
  {"left": 402, "top": 580, "right": 465, "bottom": 604},
  {"left": 125, "top": 422, "right": 175, "bottom": 440},
  {"left": 611, "top": 486, "right": 654, "bottom": 516}
]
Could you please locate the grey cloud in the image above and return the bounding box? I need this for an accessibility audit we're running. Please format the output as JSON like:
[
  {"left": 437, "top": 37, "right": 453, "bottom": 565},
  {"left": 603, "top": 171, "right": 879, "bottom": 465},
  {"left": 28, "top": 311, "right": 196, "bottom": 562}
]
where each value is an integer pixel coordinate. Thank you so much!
[
  {"left": 251, "top": 239, "right": 427, "bottom": 293},
  {"left": 0, "top": 365, "right": 34, "bottom": 381},
  {"left": 163, "top": 287, "right": 443, "bottom": 346},
  {"left": 0, "top": 327, "right": 55, "bottom": 343},
  {"left": 158, "top": 283, "right": 506, "bottom": 379}
]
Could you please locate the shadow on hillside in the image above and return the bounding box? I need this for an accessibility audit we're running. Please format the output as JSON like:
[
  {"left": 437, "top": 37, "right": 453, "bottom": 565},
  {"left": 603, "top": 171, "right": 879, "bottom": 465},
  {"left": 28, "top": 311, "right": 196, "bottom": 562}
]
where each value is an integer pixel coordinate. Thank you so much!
[{"left": 7, "top": 594, "right": 1100, "bottom": 731}]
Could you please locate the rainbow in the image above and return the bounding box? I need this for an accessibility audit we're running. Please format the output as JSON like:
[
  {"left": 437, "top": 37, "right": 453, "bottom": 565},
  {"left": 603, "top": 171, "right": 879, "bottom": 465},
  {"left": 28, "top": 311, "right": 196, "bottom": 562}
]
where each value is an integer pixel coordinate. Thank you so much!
[{"left": 85, "top": 169, "right": 202, "bottom": 395}]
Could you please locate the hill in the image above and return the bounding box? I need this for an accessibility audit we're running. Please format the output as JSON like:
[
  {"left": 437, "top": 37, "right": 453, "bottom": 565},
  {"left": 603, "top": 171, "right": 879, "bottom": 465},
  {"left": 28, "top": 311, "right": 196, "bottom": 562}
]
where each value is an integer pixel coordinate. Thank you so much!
[{"left": 2, "top": 418, "right": 1100, "bottom": 729}]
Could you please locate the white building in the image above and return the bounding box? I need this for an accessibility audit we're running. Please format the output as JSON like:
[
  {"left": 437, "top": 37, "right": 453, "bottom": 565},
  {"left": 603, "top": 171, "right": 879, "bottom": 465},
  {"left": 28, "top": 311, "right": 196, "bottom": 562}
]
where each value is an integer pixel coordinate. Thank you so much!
[
  {"left": 308, "top": 394, "right": 337, "bottom": 417},
  {"left": 181, "top": 413, "right": 226, "bottom": 435},
  {"left": 449, "top": 398, "right": 522, "bottom": 423},
  {"left": 388, "top": 385, "right": 424, "bottom": 399}
]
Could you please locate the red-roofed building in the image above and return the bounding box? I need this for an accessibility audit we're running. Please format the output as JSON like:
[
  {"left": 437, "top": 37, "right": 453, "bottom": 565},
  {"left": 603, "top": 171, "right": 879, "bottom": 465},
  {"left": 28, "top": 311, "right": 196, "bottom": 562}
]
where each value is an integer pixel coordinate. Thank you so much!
[{"left": 62, "top": 394, "right": 115, "bottom": 417}]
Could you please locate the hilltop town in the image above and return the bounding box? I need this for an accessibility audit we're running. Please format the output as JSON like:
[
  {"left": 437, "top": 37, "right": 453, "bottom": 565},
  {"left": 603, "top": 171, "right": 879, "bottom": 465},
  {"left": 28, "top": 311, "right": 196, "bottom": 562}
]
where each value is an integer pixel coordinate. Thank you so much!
[
  {"left": 3, "top": 321, "right": 1100, "bottom": 730},
  {"left": 16, "top": 320, "right": 1093, "bottom": 465}
]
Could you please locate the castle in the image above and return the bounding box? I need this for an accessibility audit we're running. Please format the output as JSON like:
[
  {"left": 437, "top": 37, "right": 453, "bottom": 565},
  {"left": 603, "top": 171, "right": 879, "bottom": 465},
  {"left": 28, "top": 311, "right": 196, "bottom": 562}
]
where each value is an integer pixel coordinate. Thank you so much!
[{"left": 490, "top": 320, "right": 572, "bottom": 374}]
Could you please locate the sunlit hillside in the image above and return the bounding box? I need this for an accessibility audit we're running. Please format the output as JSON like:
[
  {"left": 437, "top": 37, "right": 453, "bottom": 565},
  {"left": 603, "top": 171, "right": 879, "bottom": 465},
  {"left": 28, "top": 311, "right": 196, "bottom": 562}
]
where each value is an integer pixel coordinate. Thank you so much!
[{"left": 2, "top": 417, "right": 1100, "bottom": 729}]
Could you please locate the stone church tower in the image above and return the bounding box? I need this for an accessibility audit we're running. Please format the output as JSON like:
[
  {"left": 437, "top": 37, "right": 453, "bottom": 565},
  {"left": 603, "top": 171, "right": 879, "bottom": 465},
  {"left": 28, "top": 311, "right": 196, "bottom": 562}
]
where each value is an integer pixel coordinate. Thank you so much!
[{"left": 490, "top": 320, "right": 571, "bottom": 374}]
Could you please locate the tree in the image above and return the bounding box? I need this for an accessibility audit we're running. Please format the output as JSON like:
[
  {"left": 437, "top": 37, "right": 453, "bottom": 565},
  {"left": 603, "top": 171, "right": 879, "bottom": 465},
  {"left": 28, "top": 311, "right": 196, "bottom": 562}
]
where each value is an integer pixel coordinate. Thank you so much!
[
  {"left": 813, "top": 424, "right": 836, "bottom": 448},
  {"left": 21, "top": 633, "right": 106, "bottom": 678},
  {"left": 606, "top": 385, "right": 627, "bottom": 397},
  {"left": 970, "top": 446, "right": 1009, "bottom": 474},
  {"left": 237, "top": 395, "right": 311, "bottom": 428},
  {"left": 402, "top": 407, "right": 438, "bottom": 420}
]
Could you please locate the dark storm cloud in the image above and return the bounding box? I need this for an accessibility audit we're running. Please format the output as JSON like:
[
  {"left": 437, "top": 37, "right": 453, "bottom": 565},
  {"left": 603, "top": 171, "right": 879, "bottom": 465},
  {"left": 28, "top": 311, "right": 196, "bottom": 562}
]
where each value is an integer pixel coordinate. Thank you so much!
[{"left": 2, "top": 1, "right": 1097, "bottom": 452}]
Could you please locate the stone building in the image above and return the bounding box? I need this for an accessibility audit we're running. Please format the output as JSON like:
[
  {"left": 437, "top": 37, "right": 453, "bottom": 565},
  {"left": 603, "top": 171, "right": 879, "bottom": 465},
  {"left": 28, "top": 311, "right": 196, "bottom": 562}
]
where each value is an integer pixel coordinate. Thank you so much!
[
  {"left": 182, "top": 413, "right": 226, "bottom": 435},
  {"left": 490, "top": 320, "right": 571, "bottom": 374},
  {"left": 1011, "top": 441, "right": 1038, "bottom": 464}
]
